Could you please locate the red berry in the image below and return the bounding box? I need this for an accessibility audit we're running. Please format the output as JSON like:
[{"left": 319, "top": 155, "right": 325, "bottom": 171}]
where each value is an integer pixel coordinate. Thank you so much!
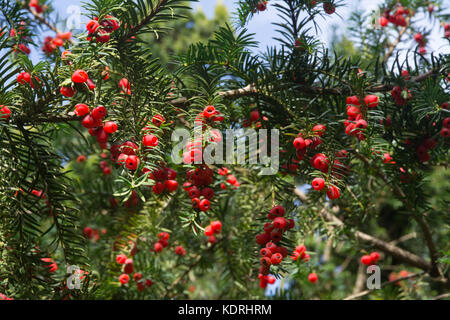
[
  {"left": 203, "top": 105, "right": 216, "bottom": 118},
  {"left": 269, "top": 205, "right": 285, "bottom": 217},
  {"left": 443, "top": 117, "right": 450, "bottom": 129},
  {"left": 152, "top": 181, "right": 166, "bottom": 194},
  {"left": 154, "top": 242, "right": 163, "bottom": 252},
  {"left": 60, "top": 86, "right": 76, "bottom": 97},
  {"left": 326, "top": 185, "right": 340, "bottom": 200},
  {"left": 204, "top": 225, "right": 213, "bottom": 236},
  {"left": 91, "top": 106, "right": 107, "bottom": 119},
  {"left": 293, "top": 137, "right": 306, "bottom": 150},
  {"left": 165, "top": 180, "right": 178, "bottom": 192},
  {"left": 199, "top": 199, "right": 210, "bottom": 211},
  {"left": 270, "top": 252, "right": 283, "bottom": 265},
  {"left": 308, "top": 273, "right": 318, "bottom": 283},
  {"left": 125, "top": 155, "right": 139, "bottom": 170},
  {"left": 273, "top": 217, "right": 287, "bottom": 229},
  {"left": 265, "top": 242, "right": 278, "bottom": 253},
  {"left": 81, "top": 115, "right": 95, "bottom": 128},
  {"left": 175, "top": 245, "right": 186, "bottom": 256},
  {"left": 364, "top": 95, "right": 379, "bottom": 108},
  {"left": 370, "top": 252, "right": 380, "bottom": 263},
  {"left": 104, "top": 121, "right": 118, "bottom": 134},
  {"left": 142, "top": 134, "right": 158, "bottom": 147},
  {"left": 260, "top": 248, "right": 272, "bottom": 257},
  {"left": 311, "top": 177, "right": 325, "bottom": 191},
  {"left": 119, "top": 274, "right": 129, "bottom": 284},
  {"left": 312, "top": 124, "right": 326, "bottom": 136},
  {"left": 361, "top": 255, "right": 372, "bottom": 265},
  {"left": 211, "top": 220, "right": 222, "bottom": 233},
  {"left": 0, "top": 106, "right": 11, "bottom": 119},
  {"left": 74, "top": 103, "right": 89, "bottom": 116},
  {"left": 72, "top": 69, "right": 88, "bottom": 83}
]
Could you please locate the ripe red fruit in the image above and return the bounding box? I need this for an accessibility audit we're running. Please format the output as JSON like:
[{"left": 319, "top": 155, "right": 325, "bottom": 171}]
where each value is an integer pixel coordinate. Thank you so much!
[
  {"left": 199, "top": 199, "right": 211, "bottom": 211},
  {"left": 260, "top": 248, "right": 272, "bottom": 257},
  {"left": 175, "top": 246, "right": 186, "bottom": 256},
  {"left": 293, "top": 137, "right": 305, "bottom": 150},
  {"left": 119, "top": 274, "right": 130, "bottom": 284},
  {"left": 326, "top": 185, "right": 341, "bottom": 200},
  {"left": 81, "top": 115, "right": 95, "bottom": 128},
  {"left": 273, "top": 217, "right": 287, "bottom": 229},
  {"left": 104, "top": 121, "right": 118, "bottom": 134},
  {"left": 74, "top": 103, "right": 89, "bottom": 116},
  {"left": 311, "top": 177, "right": 325, "bottom": 191},
  {"left": 361, "top": 255, "right": 373, "bottom": 265},
  {"left": 370, "top": 252, "right": 380, "bottom": 263},
  {"left": 165, "top": 180, "right": 178, "bottom": 192},
  {"left": 124, "top": 259, "right": 133, "bottom": 274},
  {"left": 379, "top": 16, "right": 388, "bottom": 27},
  {"left": 125, "top": 155, "right": 139, "bottom": 170},
  {"left": 364, "top": 95, "right": 379, "bottom": 108},
  {"left": 441, "top": 128, "right": 450, "bottom": 138},
  {"left": 265, "top": 242, "right": 278, "bottom": 253},
  {"left": 255, "top": 233, "right": 271, "bottom": 245},
  {"left": 17, "top": 72, "right": 31, "bottom": 85},
  {"left": 0, "top": 106, "right": 11, "bottom": 119},
  {"left": 91, "top": 106, "right": 107, "bottom": 119},
  {"left": 204, "top": 225, "right": 214, "bottom": 236},
  {"left": 323, "top": 2, "right": 335, "bottom": 14},
  {"left": 308, "top": 273, "right": 318, "bottom": 283},
  {"left": 203, "top": 105, "right": 216, "bottom": 118},
  {"left": 269, "top": 205, "right": 285, "bottom": 217},
  {"left": 153, "top": 182, "right": 166, "bottom": 194},
  {"left": 154, "top": 242, "right": 163, "bottom": 252},
  {"left": 346, "top": 96, "right": 360, "bottom": 106},
  {"left": 152, "top": 114, "right": 165, "bottom": 127},
  {"left": 312, "top": 124, "right": 326, "bottom": 136},
  {"left": 270, "top": 253, "right": 283, "bottom": 265},
  {"left": 443, "top": 118, "right": 450, "bottom": 129},
  {"left": 60, "top": 86, "right": 76, "bottom": 97},
  {"left": 211, "top": 220, "right": 222, "bottom": 233},
  {"left": 142, "top": 134, "right": 158, "bottom": 147},
  {"left": 158, "top": 232, "right": 170, "bottom": 240},
  {"left": 86, "top": 19, "right": 100, "bottom": 33},
  {"left": 72, "top": 69, "right": 88, "bottom": 83},
  {"left": 119, "top": 78, "right": 131, "bottom": 94}
]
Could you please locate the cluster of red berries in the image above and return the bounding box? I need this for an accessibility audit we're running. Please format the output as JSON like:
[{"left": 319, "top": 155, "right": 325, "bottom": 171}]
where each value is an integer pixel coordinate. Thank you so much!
[
  {"left": 86, "top": 15, "right": 120, "bottom": 43},
  {"left": 116, "top": 253, "right": 154, "bottom": 290},
  {"left": 391, "top": 85, "right": 412, "bottom": 106},
  {"left": 360, "top": 251, "right": 380, "bottom": 266},
  {"left": 143, "top": 164, "right": 178, "bottom": 194},
  {"left": 0, "top": 105, "right": 11, "bottom": 119},
  {"left": 183, "top": 105, "right": 224, "bottom": 164},
  {"left": 379, "top": 5, "right": 410, "bottom": 27},
  {"left": 413, "top": 33, "right": 427, "bottom": 55},
  {"left": 99, "top": 160, "right": 112, "bottom": 175},
  {"left": 153, "top": 232, "right": 170, "bottom": 253},
  {"left": 204, "top": 220, "right": 222, "bottom": 244},
  {"left": 217, "top": 167, "right": 240, "bottom": 190},
  {"left": 388, "top": 270, "right": 412, "bottom": 285},
  {"left": 344, "top": 95, "right": 379, "bottom": 141},
  {"left": 440, "top": 117, "right": 450, "bottom": 138},
  {"left": 290, "top": 244, "right": 310, "bottom": 262},
  {"left": 258, "top": 274, "right": 276, "bottom": 289},
  {"left": 9, "top": 22, "right": 31, "bottom": 55},
  {"left": 61, "top": 69, "right": 98, "bottom": 98},
  {"left": 83, "top": 226, "right": 106, "bottom": 242},
  {"left": 17, "top": 71, "right": 40, "bottom": 89},
  {"left": 42, "top": 32, "right": 71, "bottom": 55},
  {"left": 415, "top": 137, "right": 438, "bottom": 163},
  {"left": 256, "top": 205, "right": 294, "bottom": 279},
  {"left": 183, "top": 165, "right": 215, "bottom": 211},
  {"left": 75, "top": 102, "right": 118, "bottom": 149}
]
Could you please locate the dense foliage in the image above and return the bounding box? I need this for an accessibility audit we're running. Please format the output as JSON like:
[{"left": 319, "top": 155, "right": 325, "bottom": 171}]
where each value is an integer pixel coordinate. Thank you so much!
[{"left": 0, "top": 0, "right": 449, "bottom": 300}]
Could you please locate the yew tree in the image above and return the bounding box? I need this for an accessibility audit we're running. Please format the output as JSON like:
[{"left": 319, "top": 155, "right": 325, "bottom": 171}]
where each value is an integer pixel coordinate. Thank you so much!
[{"left": 0, "top": 0, "right": 449, "bottom": 300}]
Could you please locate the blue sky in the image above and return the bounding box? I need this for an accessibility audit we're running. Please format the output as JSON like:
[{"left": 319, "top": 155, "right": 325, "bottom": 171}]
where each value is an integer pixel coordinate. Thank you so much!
[{"left": 32, "top": 0, "right": 449, "bottom": 63}]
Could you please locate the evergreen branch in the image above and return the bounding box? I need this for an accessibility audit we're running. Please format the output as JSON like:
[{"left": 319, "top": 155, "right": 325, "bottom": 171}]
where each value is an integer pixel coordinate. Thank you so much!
[{"left": 384, "top": 20, "right": 409, "bottom": 62}]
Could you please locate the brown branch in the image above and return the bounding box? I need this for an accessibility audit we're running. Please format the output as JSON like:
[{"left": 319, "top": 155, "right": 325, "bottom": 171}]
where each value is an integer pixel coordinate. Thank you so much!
[
  {"left": 355, "top": 153, "right": 441, "bottom": 278},
  {"left": 344, "top": 272, "right": 423, "bottom": 300},
  {"left": 25, "top": 4, "right": 74, "bottom": 45},
  {"left": 384, "top": 20, "right": 409, "bottom": 62},
  {"left": 294, "top": 188, "right": 433, "bottom": 272}
]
